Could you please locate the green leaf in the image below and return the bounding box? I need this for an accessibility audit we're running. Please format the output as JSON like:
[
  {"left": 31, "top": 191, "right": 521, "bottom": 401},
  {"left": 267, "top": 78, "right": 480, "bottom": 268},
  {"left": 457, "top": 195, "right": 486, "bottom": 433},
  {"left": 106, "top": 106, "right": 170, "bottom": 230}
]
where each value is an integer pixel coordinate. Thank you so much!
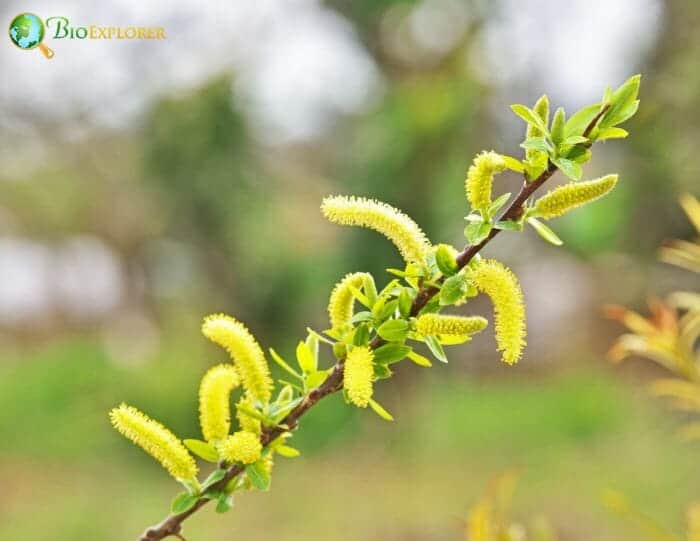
[
  {"left": 305, "top": 333, "right": 319, "bottom": 368},
  {"left": 295, "top": 341, "right": 316, "bottom": 373},
  {"left": 246, "top": 462, "right": 271, "bottom": 491},
  {"left": 348, "top": 285, "right": 371, "bottom": 308},
  {"left": 562, "top": 135, "right": 588, "bottom": 146},
  {"left": 435, "top": 244, "right": 458, "bottom": 276},
  {"left": 520, "top": 137, "right": 551, "bottom": 154},
  {"left": 495, "top": 220, "right": 522, "bottom": 232},
  {"left": 373, "top": 343, "right": 412, "bottom": 365},
  {"left": 511, "top": 104, "right": 548, "bottom": 133},
  {"left": 350, "top": 311, "right": 374, "bottom": 324},
  {"left": 563, "top": 103, "right": 601, "bottom": 138},
  {"left": 601, "top": 74, "right": 640, "bottom": 128},
  {"left": 398, "top": 287, "right": 413, "bottom": 318},
  {"left": 487, "top": 192, "right": 512, "bottom": 219},
  {"left": 424, "top": 335, "right": 448, "bottom": 363},
  {"left": 276, "top": 445, "right": 301, "bottom": 458},
  {"left": 596, "top": 127, "right": 629, "bottom": 140},
  {"left": 407, "top": 350, "right": 432, "bottom": 367},
  {"left": 464, "top": 221, "right": 492, "bottom": 245},
  {"left": 362, "top": 274, "right": 377, "bottom": 306},
  {"left": 373, "top": 363, "right": 392, "bottom": 379},
  {"left": 440, "top": 273, "right": 467, "bottom": 306},
  {"left": 305, "top": 370, "right": 329, "bottom": 390},
  {"left": 216, "top": 493, "right": 234, "bottom": 514},
  {"left": 376, "top": 319, "right": 410, "bottom": 342},
  {"left": 202, "top": 468, "right": 227, "bottom": 490},
  {"left": 502, "top": 155, "right": 525, "bottom": 173},
  {"left": 368, "top": 398, "right": 394, "bottom": 421},
  {"left": 171, "top": 492, "right": 200, "bottom": 514},
  {"left": 269, "top": 348, "right": 302, "bottom": 380},
  {"left": 527, "top": 217, "right": 563, "bottom": 246},
  {"left": 183, "top": 439, "right": 219, "bottom": 463},
  {"left": 550, "top": 107, "right": 566, "bottom": 145},
  {"left": 551, "top": 156, "right": 582, "bottom": 180},
  {"left": 352, "top": 323, "right": 370, "bottom": 346},
  {"left": 375, "top": 299, "right": 399, "bottom": 322}
]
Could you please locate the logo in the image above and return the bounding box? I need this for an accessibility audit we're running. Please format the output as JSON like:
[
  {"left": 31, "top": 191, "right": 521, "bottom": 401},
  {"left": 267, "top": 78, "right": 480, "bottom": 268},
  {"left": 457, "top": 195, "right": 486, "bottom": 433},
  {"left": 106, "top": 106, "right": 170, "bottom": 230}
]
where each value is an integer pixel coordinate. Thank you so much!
[{"left": 8, "top": 13, "right": 167, "bottom": 59}]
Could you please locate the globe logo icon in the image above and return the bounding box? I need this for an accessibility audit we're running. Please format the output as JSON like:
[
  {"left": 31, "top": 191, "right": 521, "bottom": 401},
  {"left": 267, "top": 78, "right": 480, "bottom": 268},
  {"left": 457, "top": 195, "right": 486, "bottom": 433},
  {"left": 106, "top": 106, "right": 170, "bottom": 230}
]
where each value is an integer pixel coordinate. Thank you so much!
[{"left": 8, "top": 12, "right": 54, "bottom": 59}]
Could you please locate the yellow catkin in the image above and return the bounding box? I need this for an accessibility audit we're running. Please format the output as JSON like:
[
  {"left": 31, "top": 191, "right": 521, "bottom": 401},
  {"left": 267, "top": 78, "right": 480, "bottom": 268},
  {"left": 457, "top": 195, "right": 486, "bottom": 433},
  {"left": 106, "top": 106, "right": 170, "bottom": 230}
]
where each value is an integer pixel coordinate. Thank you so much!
[
  {"left": 199, "top": 364, "right": 240, "bottom": 443},
  {"left": 218, "top": 431, "right": 262, "bottom": 464},
  {"left": 343, "top": 346, "right": 374, "bottom": 408},
  {"left": 327, "top": 272, "right": 370, "bottom": 330},
  {"left": 416, "top": 313, "right": 488, "bottom": 336},
  {"left": 465, "top": 151, "right": 507, "bottom": 215},
  {"left": 534, "top": 174, "right": 618, "bottom": 219},
  {"left": 469, "top": 259, "right": 526, "bottom": 364},
  {"left": 321, "top": 195, "right": 430, "bottom": 264},
  {"left": 236, "top": 395, "right": 262, "bottom": 435},
  {"left": 109, "top": 404, "right": 198, "bottom": 481},
  {"left": 202, "top": 314, "right": 273, "bottom": 403}
]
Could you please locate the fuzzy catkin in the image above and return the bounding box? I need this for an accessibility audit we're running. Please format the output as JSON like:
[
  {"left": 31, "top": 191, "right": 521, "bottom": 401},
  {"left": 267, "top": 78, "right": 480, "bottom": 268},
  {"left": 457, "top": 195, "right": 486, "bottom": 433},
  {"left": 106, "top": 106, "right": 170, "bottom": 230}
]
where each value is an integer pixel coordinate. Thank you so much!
[
  {"left": 416, "top": 314, "right": 488, "bottom": 336},
  {"left": 534, "top": 175, "right": 618, "bottom": 219},
  {"left": 469, "top": 259, "right": 526, "bottom": 365},
  {"left": 328, "top": 272, "right": 370, "bottom": 330},
  {"left": 202, "top": 314, "right": 273, "bottom": 403},
  {"left": 199, "top": 364, "right": 240, "bottom": 443},
  {"left": 109, "top": 404, "right": 198, "bottom": 481},
  {"left": 465, "top": 151, "right": 507, "bottom": 214},
  {"left": 343, "top": 346, "right": 374, "bottom": 408},
  {"left": 218, "top": 431, "right": 262, "bottom": 464},
  {"left": 321, "top": 195, "right": 430, "bottom": 264}
]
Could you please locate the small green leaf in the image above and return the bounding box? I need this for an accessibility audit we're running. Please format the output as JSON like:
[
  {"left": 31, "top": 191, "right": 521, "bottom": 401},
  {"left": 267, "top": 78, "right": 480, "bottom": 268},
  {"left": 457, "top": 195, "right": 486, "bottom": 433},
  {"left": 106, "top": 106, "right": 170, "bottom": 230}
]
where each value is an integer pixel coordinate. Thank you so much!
[
  {"left": 550, "top": 107, "right": 566, "bottom": 145},
  {"left": 502, "top": 155, "right": 525, "bottom": 173},
  {"left": 561, "top": 135, "right": 588, "bottom": 146},
  {"left": 295, "top": 341, "right": 316, "bottom": 373},
  {"left": 601, "top": 74, "right": 640, "bottom": 128},
  {"left": 407, "top": 350, "right": 432, "bottom": 367},
  {"left": 563, "top": 103, "right": 601, "bottom": 138},
  {"left": 487, "top": 192, "right": 512, "bottom": 219},
  {"left": 596, "top": 127, "right": 628, "bottom": 140},
  {"left": 495, "top": 220, "right": 522, "bottom": 232},
  {"left": 435, "top": 244, "right": 458, "bottom": 276},
  {"left": 350, "top": 311, "right": 374, "bottom": 324},
  {"left": 246, "top": 462, "right": 271, "bottom": 491},
  {"left": 216, "top": 493, "right": 234, "bottom": 514},
  {"left": 373, "top": 343, "right": 412, "bottom": 365},
  {"left": 276, "top": 445, "right": 301, "bottom": 458},
  {"left": 305, "top": 369, "right": 329, "bottom": 390},
  {"left": 511, "top": 104, "right": 548, "bottom": 133},
  {"left": 464, "top": 221, "right": 492, "bottom": 245},
  {"left": 362, "top": 274, "right": 377, "bottom": 306},
  {"left": 527, "top": 217, "right": 563, "bottom": 246},
  {"left": 376, "top": 319, "right": 410, "bottom": 342},
  {"left": 398, "top": 287, "right": 414, "bottom": 318},
  {"left": 424, "top": 335, "right": 448, "bottom": 363},
  {"left": 202, "top": 468, "right": 227, "bottom": 490},
  {"left": 183, "top": 439, "right": 219, "bottom": 463},
  {"left": 373, "top": 363, "right": 392, "bottom": 379},
  {"left": 305, "top": 333, "right": 319, "bottom": 368},
  {"left": 368, "top": 398, "right": 394, "bottom": 421},
  {"left": 348, "top": 285, "right": 371, "bottom": 308},
  {"left": 171, "top": 492, "right": 200, "bottom": 514},
  {"left": 520, "top": 137, "right": 551, "bottom": 154},
  {"left": 375, "top": 299, "right": 399, "bottom": 322},
  {"left": 440, "top": 273, "right": 467, "bottom": 306},
  {"left": 551, "top": 156, "right": 582, "bottom": 180},
  {"left": 352, "top": 323, "right": 370, "bottom": 346},
  {"left": 269, "top": 348, "right": 302, "bottom": 379}
]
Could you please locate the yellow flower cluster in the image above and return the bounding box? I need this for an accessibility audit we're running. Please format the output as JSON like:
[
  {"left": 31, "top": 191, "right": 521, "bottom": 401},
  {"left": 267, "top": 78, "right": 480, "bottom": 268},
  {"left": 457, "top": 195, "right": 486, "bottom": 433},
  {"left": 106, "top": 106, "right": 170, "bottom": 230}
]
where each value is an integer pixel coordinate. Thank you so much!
[
  {"left": 109, "top": 404, "right": 198, "bottom": 481},
  {"left": 218, "top": 431, "right": 262, "bottom": 464},
  {"left": 343, "top": 346, "right": 374, "bottom": 408},
  {"left": 321, "top": 195, "right": 430, "bottom": 264},
  {"left": 469, "top": 259, "right": 526, "bottom": 364},
  {"left": 465, "top": 151, "right": 507, "bottom": 215},
  {"left": 328, "top": 272, "right": 370, "bottom": 330},
  {"left": 534, "top": 174, "right": 618, "bottom": 220},
  {"left": 202, "top": 314, "right": 273, "bottom": 403},
  {"left": 415, "top": 313, "right": 488, "bottom": 336},
  {"left": 199, "top": 364, "right": 240, "bottom": 443}
]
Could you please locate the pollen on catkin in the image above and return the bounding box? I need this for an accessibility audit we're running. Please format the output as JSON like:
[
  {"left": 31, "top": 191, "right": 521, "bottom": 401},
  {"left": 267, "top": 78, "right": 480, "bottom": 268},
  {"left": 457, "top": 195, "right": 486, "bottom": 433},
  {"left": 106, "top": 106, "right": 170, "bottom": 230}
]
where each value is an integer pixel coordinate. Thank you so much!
[
  {"left": 199, "top": 364, "right": 240, "bottom": 443},
  {"left": 343, "top": 346, "right": 374, "bottom": 408},
  {"left": 218, "top": 431, "right": 262, "bottom": 464},
  {"left": 416, "top": 313, "right": 488, "bottom": 336},
  {"left": 109, "top": 404, "right": 198, "bottom": 481},
  {"left": 202, "top": 314, "right": 273, "bottom": 403},
  {"left": 534, "top": 174, "right": 618, "bottom": 220},
  {"left": 468, "top": 259, "right": 526, "bottom": 364},
  {"left": 465, "top": 151, "right": 507, "bottom": 215},
  {"left": 236, "top": 395, "right": 262, "bottom": 435},
  {"left": 327, "top": 272, "right": 370, "bottom": 330},
  {"left": 321, "top": 195, "right": 430, "bottom": 264}
]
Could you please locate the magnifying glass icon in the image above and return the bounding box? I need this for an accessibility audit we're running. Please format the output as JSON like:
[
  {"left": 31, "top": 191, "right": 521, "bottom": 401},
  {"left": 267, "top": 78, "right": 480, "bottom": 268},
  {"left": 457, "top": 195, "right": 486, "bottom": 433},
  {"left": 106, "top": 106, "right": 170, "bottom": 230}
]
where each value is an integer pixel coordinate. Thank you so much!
[{"left": 9, "top": 12, "right": 55, "bottom": 59}]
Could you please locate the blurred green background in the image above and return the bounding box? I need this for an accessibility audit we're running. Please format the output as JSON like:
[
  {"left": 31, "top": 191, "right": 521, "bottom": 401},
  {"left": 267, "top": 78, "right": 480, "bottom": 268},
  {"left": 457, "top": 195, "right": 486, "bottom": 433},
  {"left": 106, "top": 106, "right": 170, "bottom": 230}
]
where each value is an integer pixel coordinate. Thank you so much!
[{"left": 0, "top": 1, "right": 698, "bottom": 539}]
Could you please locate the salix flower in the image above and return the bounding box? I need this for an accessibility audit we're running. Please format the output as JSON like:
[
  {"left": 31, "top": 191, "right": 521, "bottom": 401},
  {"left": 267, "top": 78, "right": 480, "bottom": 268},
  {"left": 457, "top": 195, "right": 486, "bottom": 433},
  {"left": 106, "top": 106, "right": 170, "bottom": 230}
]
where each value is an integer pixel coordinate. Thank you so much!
[
  {"left": 343, "top": 346, "right": 374, "bottom": 408},
  {"left": 199, "top": 364, "right": 240, "bottom": 443},
  {"left": 534, "top": 175, "right": 618, "bottom": 220},
  {"left": 465, "top": 151, "right": 507, "bottom": 215},
  {"left": 469, "top": 259, "right": 526, "bottom": 364},
  {"left": 202, "top": 314, "right": 273, "bottom": 403},
  {"left": 109, "top": 404, "right": 198, "bottom": 482},
  {"left": 416, "top": 313, "right": 488, "bottom": 337},
  {"left": 218, "top": 431, "right": 262, "bottom": 464},
  {"left": 328, "top": 272, "right": 371, "bottom": 330},
  {"left": 321, "top": 195, "right": 430, "bottom": 264}
]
